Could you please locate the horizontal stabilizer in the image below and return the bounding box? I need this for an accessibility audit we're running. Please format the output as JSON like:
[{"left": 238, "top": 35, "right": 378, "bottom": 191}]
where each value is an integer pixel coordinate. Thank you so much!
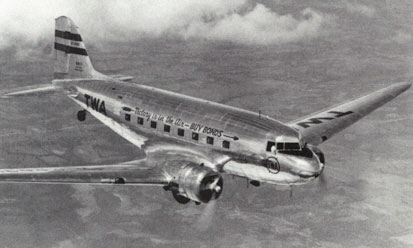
[
  {"left": 2, "top": 84, "right": 57, "bottom": 98},
  {"left": 109, "top": 74, "right": 134, "bottom": 82}
]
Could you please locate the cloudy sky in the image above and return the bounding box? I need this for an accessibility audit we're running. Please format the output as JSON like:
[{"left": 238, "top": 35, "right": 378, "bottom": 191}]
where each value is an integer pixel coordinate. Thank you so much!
[
  {"left": 1, "top": 0, "right": 411, "bottom": 52},
  {"left": 0, "top": 1, "right": 412, "bottom": 247},
  {"left": 0, "top": 0, "right": 328, "bottom": 49}
]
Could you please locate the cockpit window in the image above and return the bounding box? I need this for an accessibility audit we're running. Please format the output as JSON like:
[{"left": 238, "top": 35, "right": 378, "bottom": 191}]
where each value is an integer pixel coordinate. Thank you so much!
[
  {"left": 276, "top": 143, "right": 284, "bottom": 150},
  {"left": 268, "top": 139, "right": 301, "bottom": 153},
  {"left": 266, "top": 141, "right": 276, "bottom": 152},
  {"left": 284, "top": 142, "right": 301, "bottom": 150},
  {"left": 279, "top": 147, "right": 313, "bottom": 158},
  {"left": 276, "top": 142, "right": 300, "bottom": 151}
]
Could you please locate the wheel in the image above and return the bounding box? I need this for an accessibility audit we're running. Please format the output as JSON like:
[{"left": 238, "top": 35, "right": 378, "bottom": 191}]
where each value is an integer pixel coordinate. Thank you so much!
[{"left": 77, "top": 110, "right": 86, "bottom": 121}]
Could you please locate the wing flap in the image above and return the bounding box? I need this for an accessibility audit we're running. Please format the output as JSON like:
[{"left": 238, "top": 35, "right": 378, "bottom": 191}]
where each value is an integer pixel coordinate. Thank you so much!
[
  {"left": 108, "top": 74, "right": 134, "bottom": 82},
  {"left": 289, "top": 82, "right": 411, "bottom": 146}
]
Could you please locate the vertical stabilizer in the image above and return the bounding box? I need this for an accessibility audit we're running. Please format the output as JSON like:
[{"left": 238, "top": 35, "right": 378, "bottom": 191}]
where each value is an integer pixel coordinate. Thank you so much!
[{"left": 54, "top": 16, "right": 106, "bottom": 80}]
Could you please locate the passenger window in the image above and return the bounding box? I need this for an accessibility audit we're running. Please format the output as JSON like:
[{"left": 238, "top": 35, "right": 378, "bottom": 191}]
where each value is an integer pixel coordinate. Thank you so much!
[
  {"left": 125, "top": 114, "right": 131, "bottom": 121},
  {"left": 223, "top": 140, "right": 230, "bottom": 149},
  {"left": 207, "top": 136, "right": 214, "bottom": 145},
  {"left": 178, "top": 128, "right": 184, "bottom": 136},
  {"left": 150, "top": 121, "right": 157, "bottom": 129},
  {"left": 192, "top": 132, "right": 199, "bottom": 141},
  {"left": 266, "top": 141, "right": 276, "bottom": 152},
  {"left": 137, "top": 117, "right": 144, "bottom": 125},
  {"left": 276, "top": 143, "right": 284, "bottom": 150},
  {"left": 164, "top": 124, "right": 170, "bottom": 133}
]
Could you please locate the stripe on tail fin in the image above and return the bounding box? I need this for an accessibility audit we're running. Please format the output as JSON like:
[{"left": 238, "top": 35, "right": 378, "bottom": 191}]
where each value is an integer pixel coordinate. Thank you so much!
[{"left": 54, "top": 16, "right": 107, "bottom": 80}]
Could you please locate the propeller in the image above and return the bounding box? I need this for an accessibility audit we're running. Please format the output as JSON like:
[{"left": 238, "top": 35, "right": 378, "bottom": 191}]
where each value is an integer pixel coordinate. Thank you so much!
[
  {"left": 195, "top": 195, "right": 217, "bottom": 231},
  {"left": 319, "top": 172, "right": 327, "bottom": 185},
  {"left": 195, "top": 175, "right": 222, "bottom": 230},
  {"left": 199, "top": 175, "right": 223, "bottom": 202},
  {"left": 316, "top": 164, "right": 327, "bottom": 190},
  {"left": 209, "top": 176, "right": 222, "bottom": 197}
]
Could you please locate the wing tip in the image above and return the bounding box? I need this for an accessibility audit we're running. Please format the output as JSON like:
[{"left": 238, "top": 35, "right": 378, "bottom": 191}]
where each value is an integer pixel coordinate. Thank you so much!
[
  {"left": 389, "top": 82, "right": 411, "bottom": 97},
  {"left": 395, "top": 81, "right": 411, "bottom": 90}
]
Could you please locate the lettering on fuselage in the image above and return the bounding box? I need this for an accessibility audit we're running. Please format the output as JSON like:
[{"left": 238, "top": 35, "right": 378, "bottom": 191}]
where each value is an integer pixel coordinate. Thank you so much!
[
  {"left": 190, "top": 123, "right": 223, "bottom": 137},
  {"left": 84, "top": 94, "right": 106, "bottom": 115},
  {"left": 135, "top": 108, "right": 152, "bottom": 121},
  {"left": 135, "top": 107, "right": 184, "bottom": 127},
  {"left": 296, "top": 110, "right": 353, "bottom": 128},
  {"left": 134, "top": 107, "right": 226, "bottom": 138}
]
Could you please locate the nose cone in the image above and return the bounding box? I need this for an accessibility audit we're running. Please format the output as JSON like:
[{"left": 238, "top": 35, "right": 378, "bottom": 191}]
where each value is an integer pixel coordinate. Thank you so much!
[
  {"left": 297, "top": 157, "right": 322, "bottom": 178},
  {"left": 279, "top": 152, "right": 322, "bottom": 178}
]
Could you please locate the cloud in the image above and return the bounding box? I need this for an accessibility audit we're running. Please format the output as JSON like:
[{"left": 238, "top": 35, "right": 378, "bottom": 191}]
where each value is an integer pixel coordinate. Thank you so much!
[
  {"left": 0, "top": 0, "right": 325, "bottom": 51},
  {"left": 393, "top": 30, "right": 412, "bottom": 44},
  {"left": 55, "top": 240, "right": 76, "bottom": 248},
  {"left": 184, "top": 5, "right": 324, "bottom": 45},
  {"left": 345, "top": 1, "right": 376, "bottom": 17}
]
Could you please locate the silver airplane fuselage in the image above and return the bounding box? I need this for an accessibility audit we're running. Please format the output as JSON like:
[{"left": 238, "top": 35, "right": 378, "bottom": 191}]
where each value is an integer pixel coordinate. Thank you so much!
[
  {"left": 0, "top": 16, "right": 409, "bottom": 205},
  {"left": 58, "top": 79, "right": 323, "bottom": 185}
]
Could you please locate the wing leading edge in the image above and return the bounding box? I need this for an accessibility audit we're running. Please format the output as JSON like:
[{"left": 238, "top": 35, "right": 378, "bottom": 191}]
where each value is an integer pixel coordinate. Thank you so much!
[
  {"left": 1, "top": 84, "right": 57, "bottom": 98},
  {"left": 289, "top": 82, "right": 411, "bottom": 146},
  {"left": 0, "top": 161, "right": 168, "bottom": 185}
]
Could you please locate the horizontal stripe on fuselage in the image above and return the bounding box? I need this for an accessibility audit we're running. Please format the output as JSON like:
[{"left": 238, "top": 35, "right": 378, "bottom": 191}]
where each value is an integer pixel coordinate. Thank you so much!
[
  {"left": 54, "top": 42, "right": 87, "bottom": 56},
  {"left": 55, "top": 30, "right": 82, "bottom": 41}
]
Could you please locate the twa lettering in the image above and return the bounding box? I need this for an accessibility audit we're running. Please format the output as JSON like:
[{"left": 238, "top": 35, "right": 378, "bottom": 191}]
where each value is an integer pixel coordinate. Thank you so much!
[
  {"left": 297, "top": 111, "right": 353, "bottom": 128},
  {"left": 84, "top": 94, "right": 107, "bottom": 115}
]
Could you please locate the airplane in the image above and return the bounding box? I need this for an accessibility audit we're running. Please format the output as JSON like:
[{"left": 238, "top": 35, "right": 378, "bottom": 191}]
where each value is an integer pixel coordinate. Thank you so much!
[{"left": 0, "top": 16, "right": 410, "bottom": 205}]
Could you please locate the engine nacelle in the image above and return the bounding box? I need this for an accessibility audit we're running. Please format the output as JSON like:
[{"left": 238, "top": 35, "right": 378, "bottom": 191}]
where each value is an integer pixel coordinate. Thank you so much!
[{"left": 171, "top": 163, "right": 223, "bottom": 204}]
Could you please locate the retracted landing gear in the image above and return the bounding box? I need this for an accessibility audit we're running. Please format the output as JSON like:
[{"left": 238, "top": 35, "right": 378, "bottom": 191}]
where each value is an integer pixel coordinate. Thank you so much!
[
  {"left": 172, "top": 191, "right": 190, "bottom": 204},
  {"left": 250, "top": 180, "right": 260, "bottom": 187},
  {"left": 77, "top": 110, "right": 86, "bottom": 122}
]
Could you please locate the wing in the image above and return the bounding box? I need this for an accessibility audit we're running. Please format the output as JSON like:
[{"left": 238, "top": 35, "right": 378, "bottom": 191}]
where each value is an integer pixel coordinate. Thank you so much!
[
  {"left": 288, "top": 82, "right": 411, "bottom": 146},
  {"left": 0, "top": 160, "right": 168, "bottom": 185},
  {"left": 0, "top": 147, "right": 231, "bottom": 185},
  {"left": 1, "top": 84, "right": 57, "bottom": 98},
  {"left": 108, "top": 74, "right": 134, "bottom": 82}
]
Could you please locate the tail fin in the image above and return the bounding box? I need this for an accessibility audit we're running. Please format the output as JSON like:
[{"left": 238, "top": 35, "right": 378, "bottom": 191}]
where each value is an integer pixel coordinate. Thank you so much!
[{"left": 54, "top": 16, "right": 106, "bottom": 80}]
